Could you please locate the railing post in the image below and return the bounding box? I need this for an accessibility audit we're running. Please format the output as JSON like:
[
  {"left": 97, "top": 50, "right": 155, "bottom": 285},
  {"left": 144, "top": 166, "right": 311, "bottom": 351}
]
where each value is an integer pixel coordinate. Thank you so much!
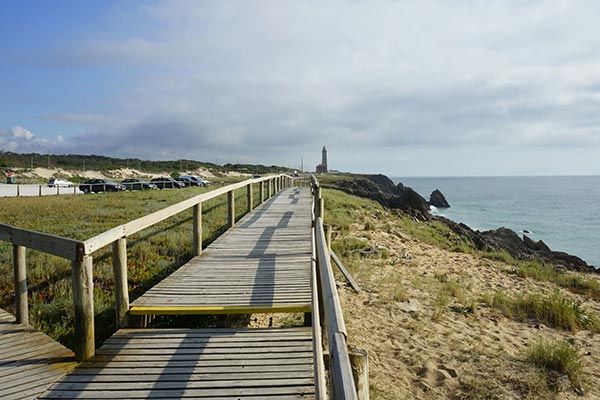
[
  {"left": 267, "top": 179, "right": 271, "bottom": 198},
  {"left": 57, "top": 185, "right": 60, "bottom": 195},
  {"left": 247, "top": 183, "right": 253, "bottom": 212},
  {"left": 350, "top": 350, "right": 370, "bottom": 400},
  {"left": 112, "top": 238, "right": 129, "bottom": 328},
  {"left": 228, "top": 190, "right": 235, "bottom": 227},
  {"left": 39, "top": 185, "right": 42, "bottom": 196},
  {"left": 12, "top": 245, "right": 28, "bottom": 325},
  {"left": 16, "top": 185, "right": 20, "bottom": 197},
  {"left": 71, "top": 255, "right": 95, "bottom": 361},
  {"left": 193, "top": 203, "right": 202, "bottom": 256},
  {"left": 259, "top": 180, "right": 264, "bottom": 203},
  {"left": 319, "top": 196, "right": 324, "bottom": 221},
  {"left": 314, "top": 185, "right": 322, "bottom": 219}
]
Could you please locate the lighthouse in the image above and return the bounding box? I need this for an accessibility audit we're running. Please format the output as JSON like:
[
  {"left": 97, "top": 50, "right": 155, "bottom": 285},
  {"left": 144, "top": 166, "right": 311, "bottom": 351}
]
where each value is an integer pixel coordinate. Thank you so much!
[{"left": 316, "top": 146, "right": 328, "bottom": 173}]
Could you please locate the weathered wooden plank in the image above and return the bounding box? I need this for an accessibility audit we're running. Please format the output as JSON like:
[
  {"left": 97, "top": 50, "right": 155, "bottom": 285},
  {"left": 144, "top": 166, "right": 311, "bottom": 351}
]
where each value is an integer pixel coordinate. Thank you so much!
[
  {"left": 41, "top": 389, "right": 315, "bottom": 399},
  {"left": 47, "top": 378, "right": 314, "bottom": 391},
  {"left": 69, "top": 365, "right": 313, "bottom": 375},
  {"left": 331, "top": 250, "right": 362, "bottom": 293},
  {"left": 61, "top": 371, "right": 313, "bottom": 383},
  {"left": 130, "top": 304, "right": 311, "bottom": 315},
  {"left": 0, "top": 308, "right": 76, "bottom": 400},
  {"left": 0, "top": 225, "right": 83, "bottom": 260}
]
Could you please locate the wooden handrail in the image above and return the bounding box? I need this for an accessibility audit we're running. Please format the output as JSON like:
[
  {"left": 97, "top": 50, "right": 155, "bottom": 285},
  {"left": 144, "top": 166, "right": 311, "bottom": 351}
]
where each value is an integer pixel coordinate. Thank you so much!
[
  {"left": 0, "top": 224, "right": 85, "bottom": 260},
  {"left": 0, "top": 173, "right": 292, "bottom": 361},
  {"left": 83, "top": 175, "right": 287, "bottom": 254},
  {"left": 311, "top": 176, "right": 358, "bottom": 400}
]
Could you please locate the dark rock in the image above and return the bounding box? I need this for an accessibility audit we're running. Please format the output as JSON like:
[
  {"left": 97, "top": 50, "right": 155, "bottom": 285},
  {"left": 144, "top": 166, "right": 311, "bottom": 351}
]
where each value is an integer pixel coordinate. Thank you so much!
[
  {"left": 329, "top": 174, "right": 430, "bottom": 218},
  {"left": 523, "top": 229, "right": 530, "bottom": 233},
  {"left": 435, "top": 216, "right": 595, "bottom": 273},
  {"left": 429, "top": 189, "right": 450, "bottom": 208},
  {"left": 523, "top": 235, "right": 552, "bottom": 253}
]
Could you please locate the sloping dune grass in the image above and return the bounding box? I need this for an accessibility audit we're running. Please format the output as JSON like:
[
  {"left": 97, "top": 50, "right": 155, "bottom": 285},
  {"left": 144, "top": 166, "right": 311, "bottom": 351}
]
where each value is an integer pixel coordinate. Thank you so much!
[{"left": 0, "top": 178, "right": 271, "bottom": 348}]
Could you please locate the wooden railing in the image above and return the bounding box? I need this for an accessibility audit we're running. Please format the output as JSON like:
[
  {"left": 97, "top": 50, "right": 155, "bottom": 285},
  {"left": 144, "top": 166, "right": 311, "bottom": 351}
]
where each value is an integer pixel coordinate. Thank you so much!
[
  {"left": 0, "top": 174, "right": 293, "bottom": 361},
  {"left": 310, "top": 175, "right": 360, "bottom": 400}
]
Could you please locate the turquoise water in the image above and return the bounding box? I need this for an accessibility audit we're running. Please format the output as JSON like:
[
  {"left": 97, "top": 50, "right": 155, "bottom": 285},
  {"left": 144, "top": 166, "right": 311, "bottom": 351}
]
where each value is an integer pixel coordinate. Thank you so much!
[{"left": 393, "top": 176, "right": 600, "bottom": 268}]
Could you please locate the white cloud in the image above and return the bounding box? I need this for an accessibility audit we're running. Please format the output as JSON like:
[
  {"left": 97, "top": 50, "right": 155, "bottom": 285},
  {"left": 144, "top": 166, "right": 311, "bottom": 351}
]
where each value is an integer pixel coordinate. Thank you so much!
[
  {"left": 4, "top": 0, "right": 600, "bottom": 174},
  {"left": 0, "top": 126, "right": 64, "bottom": 152}
]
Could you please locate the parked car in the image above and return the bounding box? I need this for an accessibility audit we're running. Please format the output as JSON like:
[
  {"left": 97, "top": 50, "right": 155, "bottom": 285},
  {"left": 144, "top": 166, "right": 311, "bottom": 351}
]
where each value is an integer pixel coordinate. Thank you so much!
[
  {"left": 47, "top": 178, "right": 74, "bottom": 187},
  {"left": 121, "top": 178, "right": 158, "bottom": 191},
  {"left": 150, "top": 177, "right": 185, "bottom": 189},
  {"left": 176, "top": 175, "right": 208, "bottom": 187},
  {"left": 79, "top": 179, "right": 126, "bottom": 193}
]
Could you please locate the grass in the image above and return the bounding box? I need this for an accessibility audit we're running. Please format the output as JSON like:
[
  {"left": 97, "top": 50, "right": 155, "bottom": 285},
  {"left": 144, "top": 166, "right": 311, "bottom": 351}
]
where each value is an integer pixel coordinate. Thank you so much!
[
  {"left": 514, "top": 260, "right": 600, "bottom": 300},
  {"left": 526, "top": 339, "right": 583, "bottom": 391},
  {"left": 482, "top": 290, "right": 600, "bottom": 332},
  {"left": 323, "top": 188, "right": 383, "bottom": 233},
  {"left": 0, "top": 178, "right": 272, "bottom": 348}
]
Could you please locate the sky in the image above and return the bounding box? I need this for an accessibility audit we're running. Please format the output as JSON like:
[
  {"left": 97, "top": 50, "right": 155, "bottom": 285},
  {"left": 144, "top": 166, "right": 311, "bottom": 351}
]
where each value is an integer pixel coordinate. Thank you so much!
[{"left": 1, "top": 0, "right": 600, "bottom": 176}]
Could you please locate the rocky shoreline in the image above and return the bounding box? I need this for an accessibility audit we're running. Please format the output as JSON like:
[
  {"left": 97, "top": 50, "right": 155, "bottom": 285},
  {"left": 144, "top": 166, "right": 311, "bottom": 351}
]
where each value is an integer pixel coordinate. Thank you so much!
[{"left": 323, "top": 174, "right": 596, "bottom": 273}]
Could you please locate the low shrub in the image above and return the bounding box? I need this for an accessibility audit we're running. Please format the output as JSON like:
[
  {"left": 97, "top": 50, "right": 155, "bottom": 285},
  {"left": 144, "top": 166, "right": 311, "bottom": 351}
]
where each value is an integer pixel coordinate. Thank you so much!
[
  {"left": 526, "top": 339, "right": 583, "bottom": 391},
  {"left": 482, "top": 290, "right": 600, "bottom": 332}
]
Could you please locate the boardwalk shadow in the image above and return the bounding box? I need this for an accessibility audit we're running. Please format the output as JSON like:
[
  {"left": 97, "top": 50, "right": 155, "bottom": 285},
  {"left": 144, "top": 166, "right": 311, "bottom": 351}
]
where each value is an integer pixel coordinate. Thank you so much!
[
  {"left": 249, "top": 211, "right": 293, "bottom": 308},
  {"left": 41, "top": 330, "right": 208, "bottom": 398}
]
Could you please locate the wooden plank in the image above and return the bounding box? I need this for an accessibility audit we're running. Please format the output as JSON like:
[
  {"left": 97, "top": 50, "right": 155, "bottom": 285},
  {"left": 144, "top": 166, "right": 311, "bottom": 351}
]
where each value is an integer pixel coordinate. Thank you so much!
[
  {"left": 46, "top": 378, "right": 314, "bottom": 390},
  {"left": 0, "top": 308, "right": 76, "bottom": 400},
  {"left": 0, "top": 224, "right": 83, "bottom": 260},
  {"left": 41, "top": 388, "right": 315, "bottom": 399},
  {"left": 61, "top": 371, "right": 312, "bottom": 382},
  {"left": 311, "top": 226, "right": 327, "bottom": 400},
  {"left": 69, "top": 365, "right": 313, "bottom": 375},
  {"left": 331, "top": 250, "right": 362, "bottom": 293},
  {"left": 130, "top": 304, "right": 311, "bottom": 315}
]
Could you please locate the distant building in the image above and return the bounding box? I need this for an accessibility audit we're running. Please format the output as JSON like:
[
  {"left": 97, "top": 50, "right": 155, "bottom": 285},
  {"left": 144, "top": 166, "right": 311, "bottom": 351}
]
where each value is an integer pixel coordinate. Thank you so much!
[{"left": 315, "top": 146, "right": 328, "bottom": 173}]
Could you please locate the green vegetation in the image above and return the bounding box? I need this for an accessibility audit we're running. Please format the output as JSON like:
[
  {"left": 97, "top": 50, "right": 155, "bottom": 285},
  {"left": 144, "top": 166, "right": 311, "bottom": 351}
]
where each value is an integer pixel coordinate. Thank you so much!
[
  {"left": 0, "top": 180, "right": 266, "bottom": 348},
  {"left": 323, "top": 188, "right": 383, "bottom": 233},
  {"left": 482, "top": 290, "right": 600, "bottom": 332},
  {"left": 432, "top": 273, "right": 477, "bottom": 318},
  {"left": 0, "top": 151, "right": 291, "bottom": 176},
  {"left": 514, "top": 260, "right": 600, "bottom": 300},
  {"left": 526, "top": 339, "right": 583, "bottom": 390}
]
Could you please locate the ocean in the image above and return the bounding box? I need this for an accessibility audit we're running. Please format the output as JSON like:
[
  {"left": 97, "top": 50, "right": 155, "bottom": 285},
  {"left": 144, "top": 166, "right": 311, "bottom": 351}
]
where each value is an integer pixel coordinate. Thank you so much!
[{"left": 392, "top": 176, "right": 600, "bottom": 268}]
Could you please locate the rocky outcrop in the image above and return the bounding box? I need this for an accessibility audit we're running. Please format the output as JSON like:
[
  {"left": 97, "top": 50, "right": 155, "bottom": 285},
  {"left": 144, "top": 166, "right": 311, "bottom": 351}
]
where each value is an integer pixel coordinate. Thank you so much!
[
  {"left": 327, "top": 174, "right": 430, "bottom": 218},
  {"left": 323, "top": 172, "right": 594, "bottom": 273},
  {"left": 429, "top": 189, "right": 450, "bottom": 208},
  {"left": 436, "top": 216, "right": 595, "bottom": 273}
]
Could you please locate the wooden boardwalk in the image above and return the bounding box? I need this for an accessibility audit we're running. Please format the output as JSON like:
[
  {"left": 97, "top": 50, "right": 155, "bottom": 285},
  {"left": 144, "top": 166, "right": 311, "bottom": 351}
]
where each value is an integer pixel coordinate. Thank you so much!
[
  {"left": 42, "top": 187, "right": 318, "bottom": 399},
  {"left": 41, "top": 327, "right": 315, "bottom": 399},
  {"left": 129, "top": 187, "right": 313, "bottom": 315},
  {"left": 0, "top": 308, "right": 76, "bottom": 400}
]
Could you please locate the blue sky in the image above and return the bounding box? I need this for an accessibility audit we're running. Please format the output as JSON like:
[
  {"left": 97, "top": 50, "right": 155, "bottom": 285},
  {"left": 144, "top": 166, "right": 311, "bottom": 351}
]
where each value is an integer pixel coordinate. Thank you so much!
[{"left": 2, "top": 1, "right": 600, "bottom": 176}]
